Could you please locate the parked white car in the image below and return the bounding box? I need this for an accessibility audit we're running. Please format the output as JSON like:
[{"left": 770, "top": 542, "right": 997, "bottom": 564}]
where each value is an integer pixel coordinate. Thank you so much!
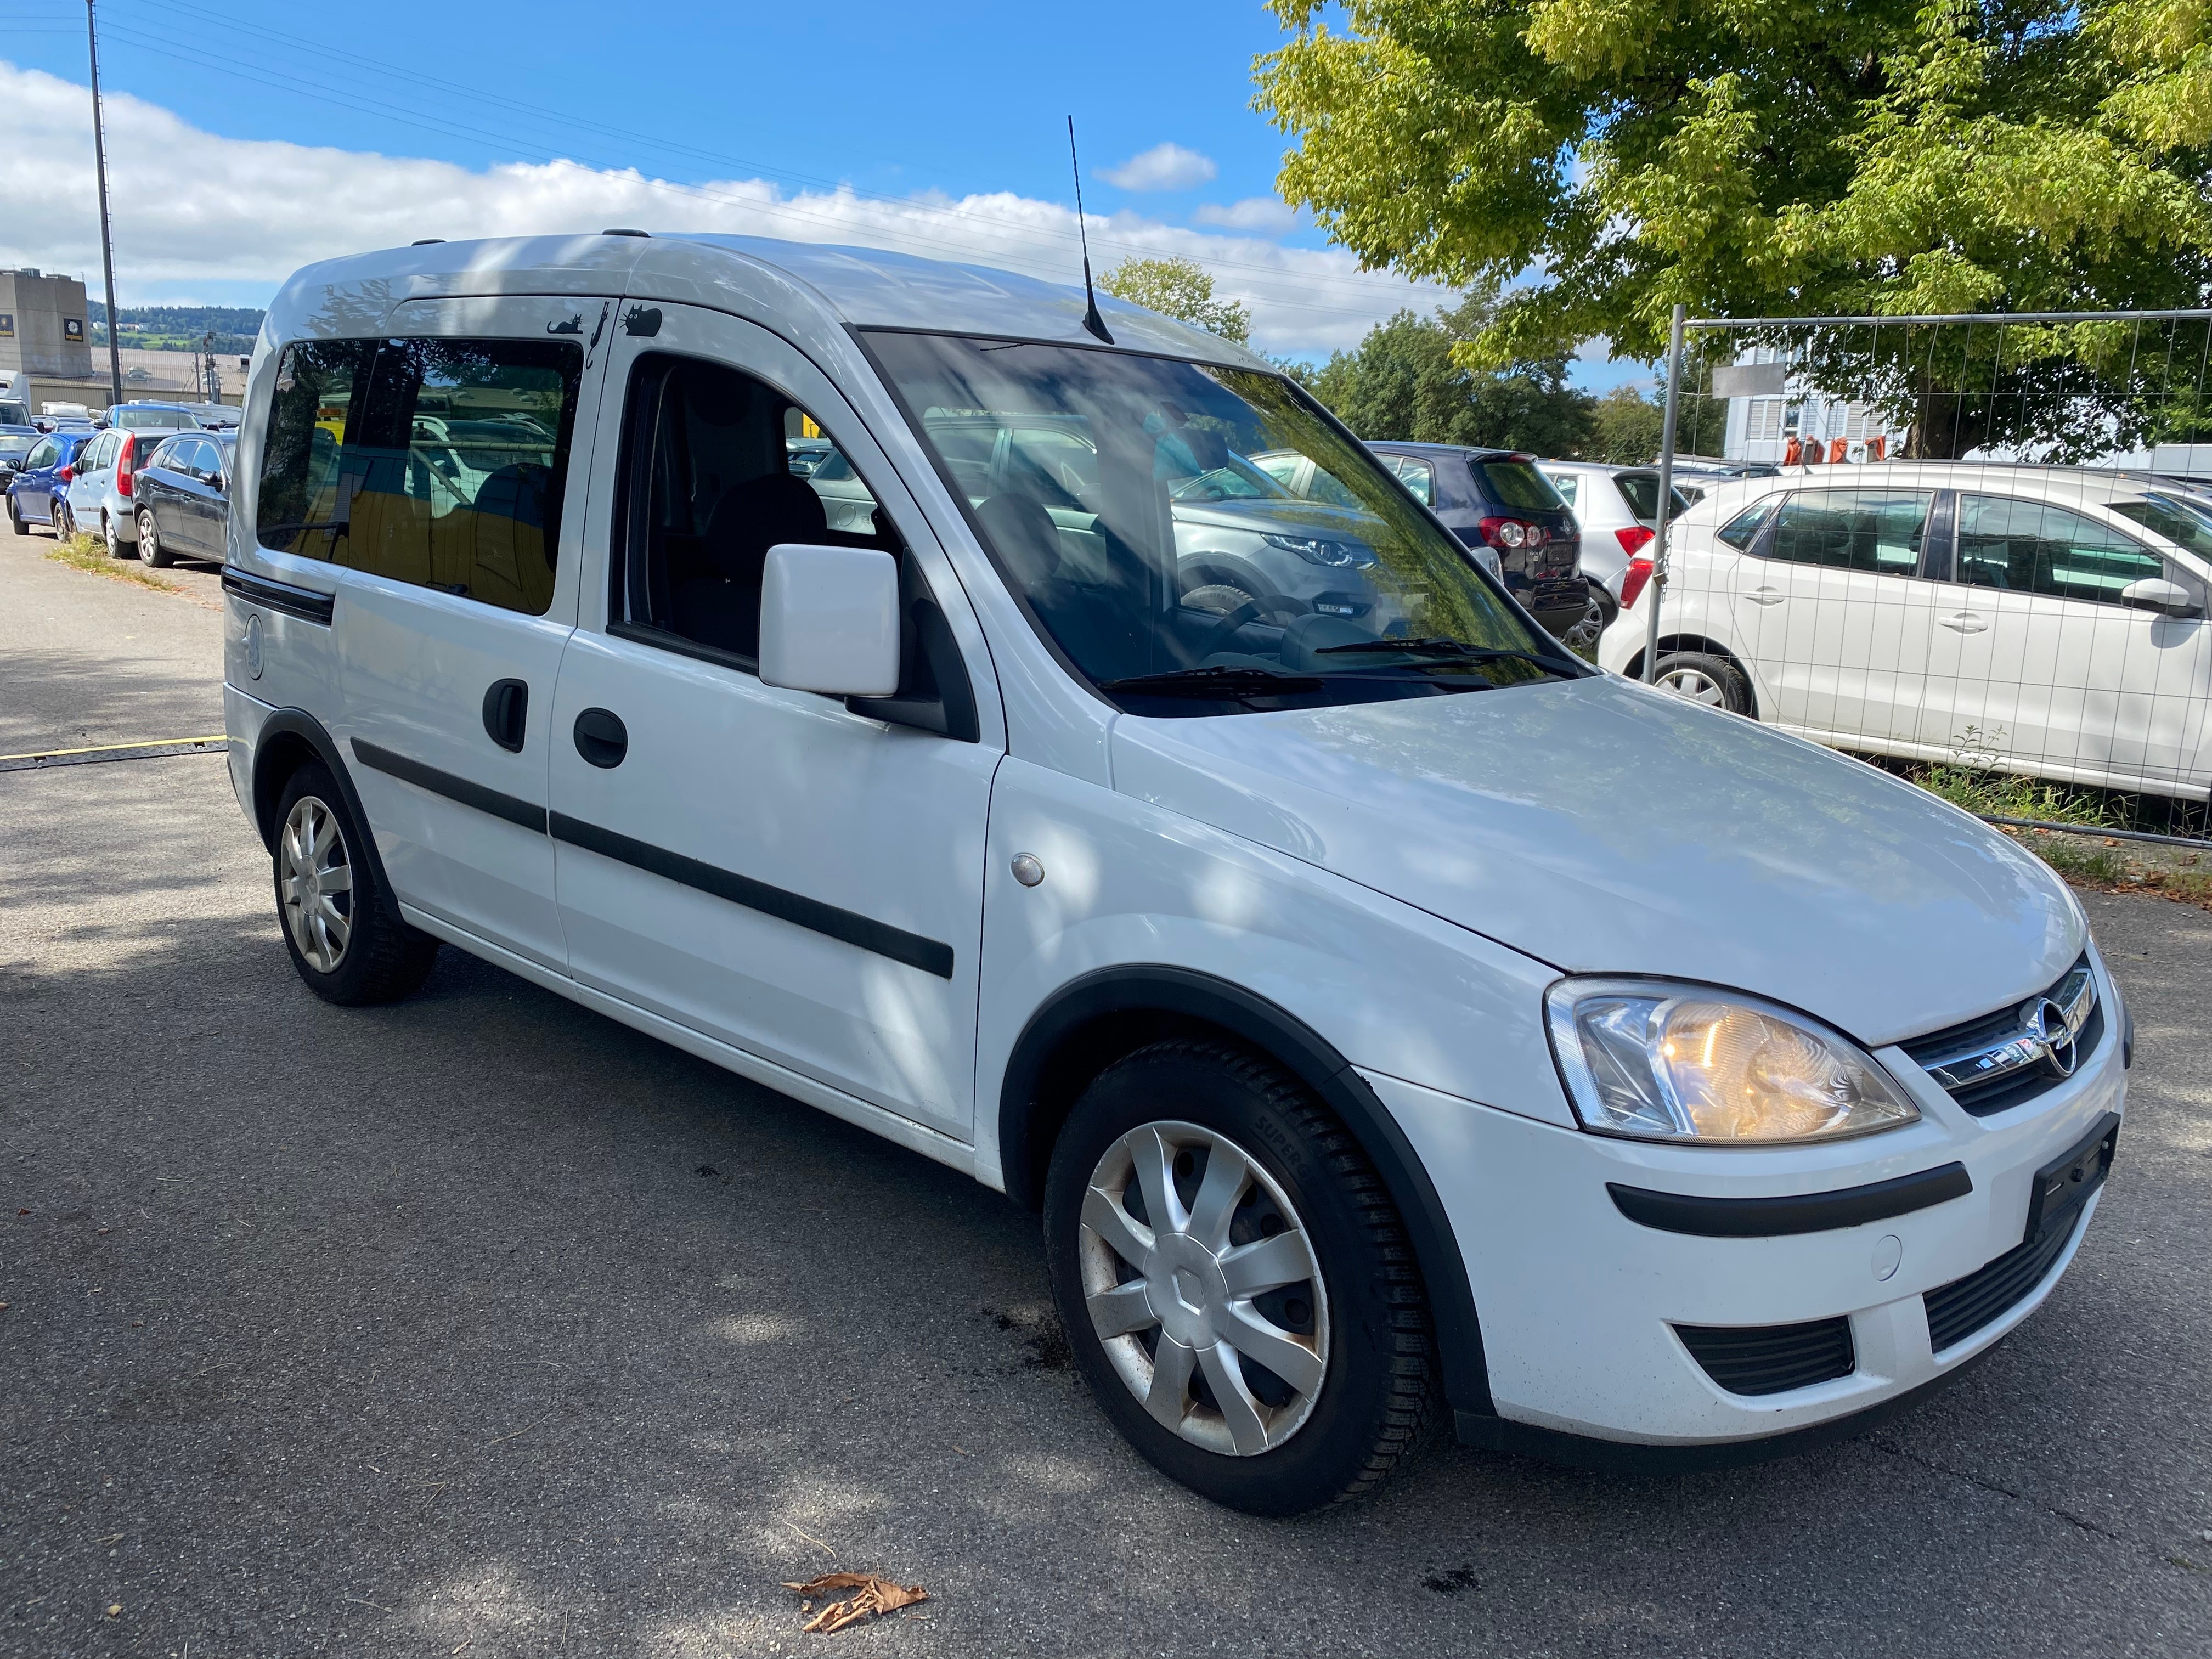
[
  {"left": 222, "top": 235, "right": 2126, "bottom": 1514},
  {"left": 1536, "top": 460, "right": 1694, "bottom": 603},
  {"left": 66, "top": 417, "right": 194, "bottom": 555},
  {"left": 1598, "top": 463, "right": 2212, "bottom": 799}
]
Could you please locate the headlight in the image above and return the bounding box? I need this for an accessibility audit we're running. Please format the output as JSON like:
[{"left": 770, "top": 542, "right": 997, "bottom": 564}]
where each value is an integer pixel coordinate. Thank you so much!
[
  {"left": 1545, "top": 979, "right": 1920, "bottom": 1144},
  {"left": 1262, "top": 532, "right": 1374, "bottom": 568}
]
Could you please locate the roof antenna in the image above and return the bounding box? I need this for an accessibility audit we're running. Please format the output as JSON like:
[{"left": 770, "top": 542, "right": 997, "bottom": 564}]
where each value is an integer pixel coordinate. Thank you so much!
[{"left": 1066, "top": 117, "right": 1114, "bottom": 345}]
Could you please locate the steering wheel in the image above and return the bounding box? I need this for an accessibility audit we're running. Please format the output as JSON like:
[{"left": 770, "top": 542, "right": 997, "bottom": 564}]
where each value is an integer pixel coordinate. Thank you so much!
[{"left": 1197, "top": 591, "right": 1308, "bottom": 659}]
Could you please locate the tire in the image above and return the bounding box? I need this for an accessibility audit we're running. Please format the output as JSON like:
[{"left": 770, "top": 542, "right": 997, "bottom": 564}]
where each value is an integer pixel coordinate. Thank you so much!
[
  {"left": 1043, "top": 1039, "right": 1431, "bottom": 1515},
  {"left": 136, "top": 509, "right": 171, "bottom": 567},
  {"left": 1560, "top": 578, "right": 1619, "bottom": 654},
  {"left": 6, "top": 496, "right": 25, "bottom": 536},
  {"left": 53, "top": 500, "right": 74, "bottom": 540},
  {"left": 104, "top": 510, "right": 127, "bottom": 558},
  {"left": 272, "top": 763, "right": 439, "bottom": 1006},
  {"left": 1651, "top": 649, "right": 1754, "bottom": 715}
]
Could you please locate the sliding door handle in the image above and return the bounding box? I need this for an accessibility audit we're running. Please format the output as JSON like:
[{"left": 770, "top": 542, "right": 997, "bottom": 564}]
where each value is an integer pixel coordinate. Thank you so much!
[
  {"left": 481, "top": 679, "right": 529, "bottom": 752},
  {"left": 573, "top": 707, "right": 629, "bottom": 769}
]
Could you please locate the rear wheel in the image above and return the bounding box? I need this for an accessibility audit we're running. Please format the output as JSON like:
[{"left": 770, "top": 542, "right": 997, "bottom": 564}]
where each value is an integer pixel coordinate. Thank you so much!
[
  {"left": 104, "top": 510, "right": 126, "bottom": 558},
  {"left": 1560, "top": 578, "right": 1618, "bottom": 654},
  {"left": 273, "top": 763, "right": 439, "bottom": 1005},
  {"left": 1044, "top": 1039, "right": 1431, "bottom": 1515},
  {"left": 1651, "top": 649, "right": 1753, "bottom": 715},
  {"left": 136, "top": 509, "right": 171, "bottom": 567},
  {"left": 53, "top": 500, "right": 74, "bottom": 539}
]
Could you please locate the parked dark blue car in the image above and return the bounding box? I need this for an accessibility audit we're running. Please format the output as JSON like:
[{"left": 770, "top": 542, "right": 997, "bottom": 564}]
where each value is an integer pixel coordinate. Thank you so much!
[{"left": 7, "top": 428, "right": 97, "bottom": 535}]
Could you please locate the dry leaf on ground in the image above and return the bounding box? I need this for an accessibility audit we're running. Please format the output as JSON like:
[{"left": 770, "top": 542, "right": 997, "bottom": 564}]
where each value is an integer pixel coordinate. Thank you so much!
[{"left": 782, "top": 1572, "right": 929, "bottom": 1633}]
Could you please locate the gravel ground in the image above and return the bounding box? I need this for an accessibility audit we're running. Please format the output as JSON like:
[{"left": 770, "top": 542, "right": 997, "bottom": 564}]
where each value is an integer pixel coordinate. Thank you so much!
[{"left": 2, "top": 544, "right": 2207, "bottom": 1657}]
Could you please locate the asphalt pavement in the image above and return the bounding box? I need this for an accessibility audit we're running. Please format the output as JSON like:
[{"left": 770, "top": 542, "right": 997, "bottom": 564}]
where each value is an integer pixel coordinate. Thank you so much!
[{"left": 3, "top": 537, "right": 2208, "bottom": 1657}]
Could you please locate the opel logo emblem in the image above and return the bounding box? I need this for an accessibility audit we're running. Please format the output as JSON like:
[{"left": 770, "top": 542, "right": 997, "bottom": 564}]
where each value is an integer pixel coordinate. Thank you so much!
[{"left": 2026, "top": 997, "right": 2078, "bottom": 1077}]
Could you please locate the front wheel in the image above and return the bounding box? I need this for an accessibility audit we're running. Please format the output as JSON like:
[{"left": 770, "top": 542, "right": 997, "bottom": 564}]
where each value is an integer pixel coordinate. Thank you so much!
[
  {"left": 1560, "top": 578, "right": 1619, "bottom": 654},
  {"left": 1044, "top": 1040, "right": 1431, "bottom": 1515},
  {"left": 1651, "top": 649, "right": 1754, "bottom": 715},
  {"left": 6, "top": 496, "right": 25, "bottom": 536},
  {"left": 136, "top": 509, "right": 171, "bottom": 567},
  {"left": 273, "top": 763, "right": 440, "bottom": 1005}
]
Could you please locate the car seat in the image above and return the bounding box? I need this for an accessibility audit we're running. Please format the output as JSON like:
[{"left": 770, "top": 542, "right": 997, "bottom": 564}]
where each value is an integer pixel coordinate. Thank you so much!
[{"left": 673, "top": 470, "right": 829, "bottom": 657}]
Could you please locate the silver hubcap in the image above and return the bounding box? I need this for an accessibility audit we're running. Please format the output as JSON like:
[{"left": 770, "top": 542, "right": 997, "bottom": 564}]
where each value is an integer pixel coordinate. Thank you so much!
[
  {"left": 1079, "top": 1121, "right": 1329, "bottom": 1456},
  {"left": 280, "top": 795, "right": 354, "bottom": 972},
  {"left": 139, "top": 515, "right": 156, "bottom": 560},
  {"left": 1658, "top": 667, "right": 1727, "bottom": 707}
]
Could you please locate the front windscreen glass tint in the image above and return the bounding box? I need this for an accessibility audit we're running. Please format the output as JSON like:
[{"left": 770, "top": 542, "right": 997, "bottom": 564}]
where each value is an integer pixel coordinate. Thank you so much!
[{"left": 866, "top": 331, "right": 1551, "bottom": 715}]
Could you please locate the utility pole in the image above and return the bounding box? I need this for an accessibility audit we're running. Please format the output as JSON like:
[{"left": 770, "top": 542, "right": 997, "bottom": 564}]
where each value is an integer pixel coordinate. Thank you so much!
[{"left": 86, "top": 0, "right": 123, "bottom": 411}]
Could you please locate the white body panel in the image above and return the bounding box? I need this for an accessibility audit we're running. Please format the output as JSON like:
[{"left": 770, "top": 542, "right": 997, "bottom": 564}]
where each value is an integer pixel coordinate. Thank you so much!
[{"left": 222, "top": 235, "right": 2130, "bottom": 1456}]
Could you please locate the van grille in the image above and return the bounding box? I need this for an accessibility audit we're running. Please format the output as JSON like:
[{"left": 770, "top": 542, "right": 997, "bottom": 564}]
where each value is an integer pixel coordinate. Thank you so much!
[
  {"left": 1674, "top": 1317, "right": 1856, "bottom": 1396},
  {"left": 1899, "top": 954, "right": 2097, "bottom": 1116},
  {"left": 1923, "top": 1214, "right": 2081, "bottom": 1353}
]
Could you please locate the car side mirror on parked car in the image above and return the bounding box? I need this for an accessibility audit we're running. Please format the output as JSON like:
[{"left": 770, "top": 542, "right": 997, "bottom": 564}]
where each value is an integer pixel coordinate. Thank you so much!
[
  {"left": 757, "top": 543, "right": 901, "bottom": 698},
  {"left": 2119, "top": 577, "right": 2203, "bottom": 619}
]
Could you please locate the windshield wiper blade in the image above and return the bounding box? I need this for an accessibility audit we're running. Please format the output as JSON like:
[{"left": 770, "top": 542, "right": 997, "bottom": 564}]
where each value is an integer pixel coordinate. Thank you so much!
[
  {"left": 1313, "top": 637, "right": 1571, "bottom": 674},
  {"left": 1097, "top": 665, "right": 1324, "bottom": 698}
]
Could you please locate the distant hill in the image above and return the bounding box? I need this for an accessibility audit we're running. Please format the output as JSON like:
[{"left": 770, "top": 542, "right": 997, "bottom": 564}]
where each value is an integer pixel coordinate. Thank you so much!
[{"left": 87, "top": 302, "right": 264, "bottom": 356}]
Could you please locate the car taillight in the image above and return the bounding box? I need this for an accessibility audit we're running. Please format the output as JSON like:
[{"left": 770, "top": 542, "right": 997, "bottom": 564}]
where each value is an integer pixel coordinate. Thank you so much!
[
  {"left": 1620, "top": 555, "right": 1656, "bottom": 610},
  {"left": 57, "top": 465, "right": 74, "bottom": 483},
  {"left": 115, "top": 435, "right": 135, "bottom": 496},
  {"left": 1615, "top": 524, "right": 1655, "bottom": 557},
  {"left": 1476, "top": 515, "right": 1548, "bottom": 550}
]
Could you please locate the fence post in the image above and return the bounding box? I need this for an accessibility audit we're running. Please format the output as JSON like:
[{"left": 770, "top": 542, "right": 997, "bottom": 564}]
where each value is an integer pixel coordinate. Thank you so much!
[{"left": 1643, "top": 303, "right": 1687, "bottom": 684}]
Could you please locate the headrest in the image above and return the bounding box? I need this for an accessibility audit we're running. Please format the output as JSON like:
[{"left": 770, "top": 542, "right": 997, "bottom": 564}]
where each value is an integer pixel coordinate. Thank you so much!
[
  {"left": 975, "top": 493, "right": 1064, "bottom": 588},
  {"left": 704, "top": 469, "right": 828, "bottom": 560}
]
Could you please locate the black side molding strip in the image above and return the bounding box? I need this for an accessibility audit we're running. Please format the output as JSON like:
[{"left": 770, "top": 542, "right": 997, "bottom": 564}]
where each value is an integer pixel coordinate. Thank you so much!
[
  {"left": 548, "top": 811, "right": 954, "bottom": 979},
  {"left": 223, "top": 568, "right": 336, "bottom": 625},
  {"left": 352, "top": 740, "right": 548, "bottom": 833},
  {"left": 1607, "top": 1162, "right": 1973, "bottom": 1238}
]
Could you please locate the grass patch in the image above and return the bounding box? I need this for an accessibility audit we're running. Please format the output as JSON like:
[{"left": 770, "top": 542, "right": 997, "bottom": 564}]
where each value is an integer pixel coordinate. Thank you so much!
[
  {"left": 42, "top": 529, "right": 175, "bottom": 593},
  {"left": 1908, "top": 763, "right": 2119, "bottom": 830}
]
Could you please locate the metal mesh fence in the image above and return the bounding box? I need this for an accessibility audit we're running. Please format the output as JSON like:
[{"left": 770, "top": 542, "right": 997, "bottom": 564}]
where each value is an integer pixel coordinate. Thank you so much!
[{"left": 1618, "top": 309, "right": 2212, "bottom": 844}]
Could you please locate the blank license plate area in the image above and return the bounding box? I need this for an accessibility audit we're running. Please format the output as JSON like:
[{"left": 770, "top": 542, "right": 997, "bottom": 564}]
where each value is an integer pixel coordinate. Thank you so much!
[{"left": 2023, "top": 1114, "right": 2119, "bottom": 1246}]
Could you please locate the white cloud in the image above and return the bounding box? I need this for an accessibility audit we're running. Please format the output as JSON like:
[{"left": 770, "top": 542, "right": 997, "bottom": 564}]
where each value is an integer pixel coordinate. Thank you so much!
[
  {"left": 1099, "top": 142, "right": 1217, "bottom": 193},
  {"left": 0, "top": 62, "right": 1449, "bottom": 356},
  {"left": 1192, "top": 196, "right": 1303, "bottom": 233}
]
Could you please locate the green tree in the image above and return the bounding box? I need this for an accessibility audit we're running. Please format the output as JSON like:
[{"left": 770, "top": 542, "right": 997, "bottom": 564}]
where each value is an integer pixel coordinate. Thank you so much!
[
  {"left": 1587, "top": 385, "right": 1666, "bottom": 465},
  {"left": 1098, "top": 256, "right": 1253, "bottom": 345},
  {"left": 1308, "top": 295, "right": 1596, "bottom": 454},
  {"left": 1256, "top": 1, "right": 2212, "bottom": 455}
]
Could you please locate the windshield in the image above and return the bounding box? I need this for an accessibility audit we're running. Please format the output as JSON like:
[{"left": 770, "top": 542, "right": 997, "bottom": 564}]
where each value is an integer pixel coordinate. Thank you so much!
[
  {"left": 2112, "top": 492, "right": 2212, "bottom": 560},
  {"left": 866, "top": 333, "right": 1560, "bottom": 714},
  {"left": 0, "top": 400, "right": 31, "bottom": 426},
  {"left": 114, "top": 407, "right": 199, "bottom": 431}
]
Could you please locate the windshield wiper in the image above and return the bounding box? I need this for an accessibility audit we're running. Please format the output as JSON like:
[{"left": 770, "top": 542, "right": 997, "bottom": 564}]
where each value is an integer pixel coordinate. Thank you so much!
[
  {"left": 1313, "top": 637, "right": 1573, "bottom": 675},
  {"left": 1097, "top": 665, "right": 1324, "bottom": 698}
]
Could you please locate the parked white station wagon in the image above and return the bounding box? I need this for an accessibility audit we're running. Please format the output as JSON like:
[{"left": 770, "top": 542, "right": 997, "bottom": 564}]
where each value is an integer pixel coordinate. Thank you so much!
[
  {"left": 223, "top": 234, "right": 2128, "bottom": 1513},
  {"left": 1598, "top": 462, "right": 2212, "bottom": 799}
]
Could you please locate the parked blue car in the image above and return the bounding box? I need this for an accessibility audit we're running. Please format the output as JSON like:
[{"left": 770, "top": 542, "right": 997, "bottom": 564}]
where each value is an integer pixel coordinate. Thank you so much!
[{"left": 5, "top": 428, "right": 96, "bottom": 535}]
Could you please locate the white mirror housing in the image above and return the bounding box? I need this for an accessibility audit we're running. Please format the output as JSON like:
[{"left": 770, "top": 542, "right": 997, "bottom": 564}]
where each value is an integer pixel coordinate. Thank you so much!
[
  {"left": 758, "top": 543, "right": 902, "bottom": 697},
  {"left": 2119, "top": 576, "right": 2202, "bottom": 619}
]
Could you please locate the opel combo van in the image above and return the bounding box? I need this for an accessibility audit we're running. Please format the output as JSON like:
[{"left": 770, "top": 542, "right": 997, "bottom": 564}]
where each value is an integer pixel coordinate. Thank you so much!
[{"left": 222, "top": 234, "right": 2127, "bottom": 1515}]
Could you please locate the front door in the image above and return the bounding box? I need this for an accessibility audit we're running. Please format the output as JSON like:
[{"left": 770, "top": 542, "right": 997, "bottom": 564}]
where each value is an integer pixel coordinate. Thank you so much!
[
  {"left": 253, "top": 295, "right": 611, "bottom": 969},
  {"left": 1922, "top": 492, "right": 2212, "bottom": 791},
  {"left": 1729, "top": 484, "right": 1942, "bottom": 755},
  {"left": 548, "top": 304, "right": 1001, "bottom": 1138}
]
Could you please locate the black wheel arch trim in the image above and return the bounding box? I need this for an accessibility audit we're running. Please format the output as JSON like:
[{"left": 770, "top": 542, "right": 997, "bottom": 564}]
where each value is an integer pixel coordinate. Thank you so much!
[
  {"left": 245, "top": 709, "right": 398, "bottom": 906},
  {"left": 1607, "top": 1161, "right": 1974, "bottom": 1239},
  {"left": 998, "top": 964, "right": 1494, "bottom": 1417}
]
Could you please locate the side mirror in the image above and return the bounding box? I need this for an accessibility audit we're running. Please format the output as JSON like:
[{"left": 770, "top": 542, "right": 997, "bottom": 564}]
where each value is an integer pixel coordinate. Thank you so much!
[
  {"left": 2120, "top": 576, "right": 2203, "bottom": 619},
  {"left": 758, "top": 543, "right": 901, "bottom": 698}
]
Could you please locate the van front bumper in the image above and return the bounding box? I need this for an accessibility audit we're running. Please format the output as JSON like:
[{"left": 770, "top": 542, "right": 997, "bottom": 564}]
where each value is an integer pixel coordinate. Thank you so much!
[{"left": 1360, "top": 973, "right": 2126, "bottom": 1459}]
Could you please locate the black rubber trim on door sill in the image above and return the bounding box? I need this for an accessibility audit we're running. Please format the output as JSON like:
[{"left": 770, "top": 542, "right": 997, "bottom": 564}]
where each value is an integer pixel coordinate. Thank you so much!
[
  {"left": 222, "top": 568, "right": 336, "bottom": 625},
  {"left": 1607, "top": 1162, "right": 1973, "bottom": 1238},
  {"left": 351, "top": 739, "right": 548, "bottom": 833},
  {"left": 548, "top": 811, "right": 955, "bottom": 979}
]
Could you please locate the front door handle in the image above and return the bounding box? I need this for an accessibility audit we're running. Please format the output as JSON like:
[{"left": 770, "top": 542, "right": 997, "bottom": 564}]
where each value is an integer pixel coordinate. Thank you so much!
[
  {"left": 1744, "top": 586, "right": 1785, "bottom": 606},
  {"left": 573, "top": 707, "right": 628, "bottom": 769},
  {"left": 1940, "top": 613, "right": 1989, "bottom": 635},
  {"left": 482, "top": 678, "right": 529, "bottom": 752}
]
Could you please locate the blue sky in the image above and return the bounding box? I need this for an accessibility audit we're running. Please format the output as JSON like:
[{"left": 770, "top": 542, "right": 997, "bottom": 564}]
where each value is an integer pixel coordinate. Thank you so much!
[{"left": 0, "top": 0, "right": 1644, "bottom": 384}]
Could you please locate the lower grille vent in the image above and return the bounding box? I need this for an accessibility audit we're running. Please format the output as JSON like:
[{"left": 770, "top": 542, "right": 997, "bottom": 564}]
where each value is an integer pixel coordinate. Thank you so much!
[
  {"left": 1923, "top": 1215, "right": 2080, "bottom": 1353},
  {"left": 1675, "top": 1317, "right": 1856, "bottom": 1396}
]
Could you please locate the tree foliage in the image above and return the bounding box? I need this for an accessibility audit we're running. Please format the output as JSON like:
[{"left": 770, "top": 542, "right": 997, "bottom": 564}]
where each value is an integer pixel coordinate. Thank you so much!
[
  {"left": 1254, "top": 1, "right": 2212, "bottom": 372},
  {"left": 1588, "top": 384, "right": 1668, "bottom": 464},
  {"left": 1098, "top": 256, "right": 1253, "bottom": 345},
  {"left": 1308, "top": 295, "right": 1597, "bottom": 454}
]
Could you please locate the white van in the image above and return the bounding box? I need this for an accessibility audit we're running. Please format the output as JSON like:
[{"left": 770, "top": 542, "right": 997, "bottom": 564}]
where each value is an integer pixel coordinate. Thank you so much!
[{"left": 221, "top": 234, "right": 2127, "bottom": 1514}]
